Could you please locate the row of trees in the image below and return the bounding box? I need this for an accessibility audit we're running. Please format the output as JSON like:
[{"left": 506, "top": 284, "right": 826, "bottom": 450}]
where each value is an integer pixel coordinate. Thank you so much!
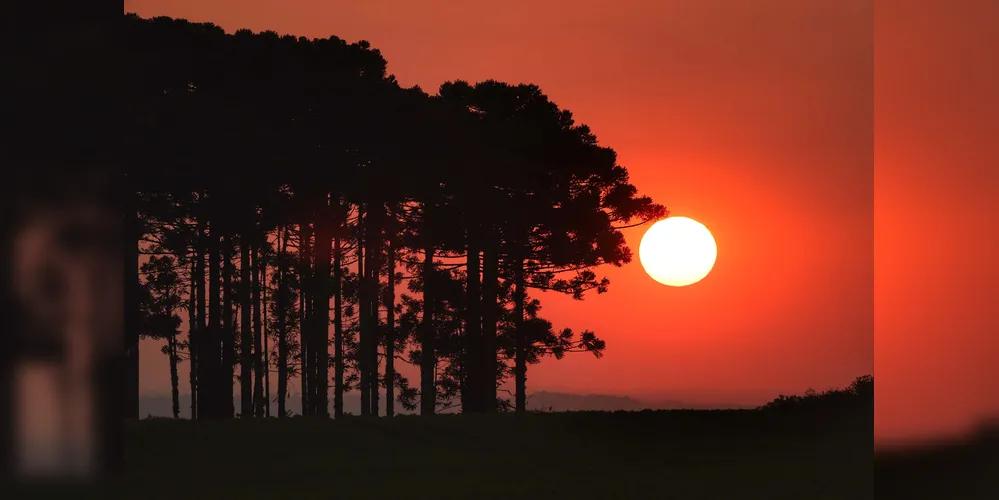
[
  {"left": 759, "top": 375, "right": 874, "bottom": 414},
  {"left": 124, "top": 13, "right": 666, "bottom": 420}
]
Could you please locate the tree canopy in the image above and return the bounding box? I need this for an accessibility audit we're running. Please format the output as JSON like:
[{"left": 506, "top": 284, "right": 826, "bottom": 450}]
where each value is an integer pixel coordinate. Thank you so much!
[{"left": 123, "top": 13, "right": 666, "bottom": 420}]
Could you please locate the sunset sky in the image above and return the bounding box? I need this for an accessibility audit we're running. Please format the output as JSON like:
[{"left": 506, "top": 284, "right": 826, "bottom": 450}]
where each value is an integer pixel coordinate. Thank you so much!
[
  {"left": 875, "top": 0, "right": 998, "bottom": 446},
  {"left": 126, "top": 0, "right": 876, "bottom": 418}
]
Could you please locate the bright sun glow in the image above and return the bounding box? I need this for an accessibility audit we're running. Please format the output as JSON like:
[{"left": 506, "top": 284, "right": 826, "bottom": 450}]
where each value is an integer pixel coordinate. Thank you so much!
[{"left": 639, "top": 216, "right": 717, "bottom": 287}]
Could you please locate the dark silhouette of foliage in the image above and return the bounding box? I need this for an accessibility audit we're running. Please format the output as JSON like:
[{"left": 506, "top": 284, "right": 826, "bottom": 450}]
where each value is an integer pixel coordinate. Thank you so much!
[
  {"left": 759, "top": 375, "right": 874, "bottom": 414},
  {"left": 124, "top": 13, "right": 664, "bottom": 420},
  {"left": 139, "top": 255, "right": 186, "bottom": 419}
]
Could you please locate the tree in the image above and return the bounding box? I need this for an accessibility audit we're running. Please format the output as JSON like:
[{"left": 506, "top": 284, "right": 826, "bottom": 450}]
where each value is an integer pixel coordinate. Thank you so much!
[
  {"left": 269, "top": 224, "right": 299, "bottom": 417},
  {"left": 139, "top": 255, "right": 185, "bottom": 419},
  {"left": 240, "top": 239, "right": 253, "bottom": 417},
  {"left": 124, "top": 13, "right": 666, "bottom": 421},
  {"left": 438, "top": 80, "right": 665, "bottom": 412}
]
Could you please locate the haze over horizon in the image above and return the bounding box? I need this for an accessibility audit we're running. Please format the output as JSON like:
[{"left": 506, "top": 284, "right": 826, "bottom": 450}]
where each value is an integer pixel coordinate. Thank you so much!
[{"left": 138, "top": 389, "right": 764, "bottom": 419}]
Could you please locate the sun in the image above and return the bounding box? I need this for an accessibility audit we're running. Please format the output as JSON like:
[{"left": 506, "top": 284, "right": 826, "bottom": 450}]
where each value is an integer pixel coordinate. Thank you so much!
[{"left": 639, "top": 216, "right": 718, "bottom": 287}]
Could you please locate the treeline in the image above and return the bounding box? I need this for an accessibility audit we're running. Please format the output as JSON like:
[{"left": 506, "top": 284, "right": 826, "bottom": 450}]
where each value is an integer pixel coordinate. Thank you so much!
[
  {"left": 759, "top": 375, "right": 874, "bottom": 413},
  {"left": 124, "top": 14, "right": 666, "bottom": 420}
]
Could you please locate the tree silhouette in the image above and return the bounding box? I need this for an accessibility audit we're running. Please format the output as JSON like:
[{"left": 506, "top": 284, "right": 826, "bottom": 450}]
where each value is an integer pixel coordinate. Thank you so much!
[
  {"left": 124, "top": 13, "right": 664, "bottom": 420},
  {"left": 138, "top": 255, "right": 185, "bottom": 419}
]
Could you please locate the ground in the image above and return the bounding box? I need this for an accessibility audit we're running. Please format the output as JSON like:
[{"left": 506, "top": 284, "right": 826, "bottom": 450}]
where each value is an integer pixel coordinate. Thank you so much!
[{"left": 123, "top": 408, "right": 872, "bottom": 499}]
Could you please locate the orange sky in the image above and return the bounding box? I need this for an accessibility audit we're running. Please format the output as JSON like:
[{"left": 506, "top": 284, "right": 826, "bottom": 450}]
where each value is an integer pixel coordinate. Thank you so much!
[
  {"left": 875, "top": 0, "right": 999, "bottom": 446},
  {"left": 126, "top": 1, "right": 876, "bottom": 412}
]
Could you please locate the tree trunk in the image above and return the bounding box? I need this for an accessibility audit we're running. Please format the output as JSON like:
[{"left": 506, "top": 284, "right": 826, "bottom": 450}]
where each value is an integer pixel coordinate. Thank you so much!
[
  {"left": 420, "top": 244, "right": 436, "bottom": 416},
  {"left": 463, "top": 230, "right": 481, "bottom": 413},
  {"left": 169, "top": 335, "right": 180, "bottom": 419},
  {"left": 189, "top": 256, "right": 198, "bottom": 420},
  {"left": 298, "top": 221, "right": 312, "bottom": 416},
  {"left": 222, "top": 235, "right": 235, "bottom": 418},
  {"left": 481, "top": 239, "right": 498, "bottom": 413},
  {"left": 298, "top": 277, "right": 307, "bottom": 416},
  {"left": 312, "top": 193, "right": 332, "bottom": 418},
  {"left": 514, "top": 258, "right": 527, "bottom": 413},
  {"left": 205, "top": 225, "right": 221, "bottom": 419},
  {"left": 357, "top": 206, "right": 369, "bottom": 416},
  {"left": 277, "top": 226, "right": 288, "bottom": 418},
  {"left": 333, "top": 215, "right": 344, "bottom": 418},
  {"left": 262, "top": 254, "right": 270, "bottom": 419},
  {"left": 240, "top": 239, "right": 253, "bottom": 418},
  {"left": 366, "top": 205, "right": 381, "bottom": 417},
  {"left": 195, "top": 216, "right": 207, "bottom": 419},
  {"left": 385, "top": 207, "right": 396, "bottom": 417},
  {"left": 253, "top": 243, "right": 265, "bottom": 417}
]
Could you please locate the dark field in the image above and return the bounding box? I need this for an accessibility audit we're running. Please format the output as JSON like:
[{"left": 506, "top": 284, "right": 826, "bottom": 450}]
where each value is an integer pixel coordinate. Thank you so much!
[{"left": 125, "top": 409, "right": 873, "bottom": 499}]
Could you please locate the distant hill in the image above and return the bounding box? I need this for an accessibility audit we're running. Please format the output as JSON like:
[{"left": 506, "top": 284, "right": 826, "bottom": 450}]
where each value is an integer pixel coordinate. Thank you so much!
[
  {"left": 520, "top": 391, "right": 753, "bottom": 412},
  {"left": 653, "top": 399, "right": 756, "bottom": 410},
  {"left": 528, "top": 391, "right": 649, "bottom": 411},
  {"left": 139, "top": 391, "right": 752, "bottom": 418}
]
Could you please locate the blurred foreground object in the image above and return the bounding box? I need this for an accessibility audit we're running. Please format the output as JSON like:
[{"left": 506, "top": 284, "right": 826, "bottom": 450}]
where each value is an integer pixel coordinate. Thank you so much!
[
  {"left": 1, "top": 3, "right": 119, "bottom": 493},
  {"left": 2, "top": 171, "right": 123, "bottom": 492}
]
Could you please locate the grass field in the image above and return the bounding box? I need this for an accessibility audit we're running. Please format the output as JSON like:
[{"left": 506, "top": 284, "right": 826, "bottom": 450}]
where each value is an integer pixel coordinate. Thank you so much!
[{"left": 125, "top": 408, "right": 873, "bottom": 499}]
